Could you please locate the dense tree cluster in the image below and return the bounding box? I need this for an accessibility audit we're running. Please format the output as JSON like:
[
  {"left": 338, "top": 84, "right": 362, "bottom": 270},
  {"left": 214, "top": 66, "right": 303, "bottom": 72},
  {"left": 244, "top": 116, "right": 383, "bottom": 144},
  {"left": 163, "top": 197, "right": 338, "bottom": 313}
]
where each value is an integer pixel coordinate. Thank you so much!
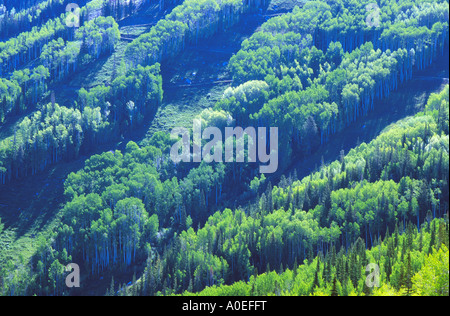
[
  {"left": 40, "top": 38, "right": 81, "bottom": 80},
  {"left": 77, "top": 63, "right": 163, "bottom": 132},
  {"left": 124, "top": 0, "right": 266, "bottom": 67},
  {"left": 0, "top": 14, "right": 67, "bottom": 76},
  {"left": 256, "top": 0, "right": 449, "bottom": 54},
  {"left": 216, "top": 80, "right": 271, "bottom": 125},
  {"left": 62, "top": 141, "right": 226, "bottom": 229},
  {"left": 0, "top": 60, "right": 158, "bottom": 184},
  {"left": 0, "top": 101, "right": 110, "bottom": 183},
  {"left": 228, "top": 41, "right": 413, "bottom": 158},
  {"left": 180, "top": 221, "right": 449, "bottom": 296},
  {"left": 0, "top": 65, "right": 50, "bottom": 120},
  {"left": 0, "top": 15, "right": 119, "bottom": 122},
  {"left": 224, "top": 0, "right": 448, "bottom": 163},
  {"left": 262, "top": 86, "right": 449, "bottom": 243},
  {"left": 75, "top": 16, "right": 120, "bottom": 59},
  {"left": 0, "top": 0, "right": 140, "bottom": 76},
  {"left": 0, "top": 136, "right": 230, "bottom": 294},
  {"left": 0, "top": 0, "right": 75, "bottom": 40}
]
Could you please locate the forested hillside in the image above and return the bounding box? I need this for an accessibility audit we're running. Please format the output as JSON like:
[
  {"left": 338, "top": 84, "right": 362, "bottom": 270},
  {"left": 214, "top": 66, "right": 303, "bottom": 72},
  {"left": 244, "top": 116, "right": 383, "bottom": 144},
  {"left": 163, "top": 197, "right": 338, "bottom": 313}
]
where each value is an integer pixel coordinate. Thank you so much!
[
  {"left": 181, "top": 221, "right": 449, "bottom": 296},
  {"left": 0, "top": 0, "right": 448, "bottom": 297}
]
